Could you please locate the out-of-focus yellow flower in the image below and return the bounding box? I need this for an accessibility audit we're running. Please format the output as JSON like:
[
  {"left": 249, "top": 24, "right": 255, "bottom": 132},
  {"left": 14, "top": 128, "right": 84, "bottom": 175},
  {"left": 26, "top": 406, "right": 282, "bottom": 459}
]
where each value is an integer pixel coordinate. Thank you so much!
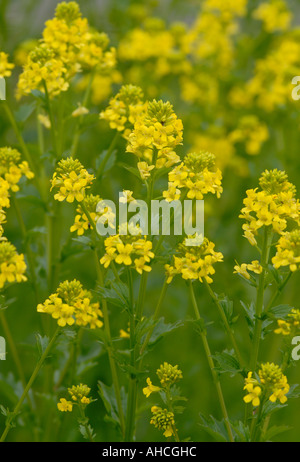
[
  {"left": 0, "top": 52, "right": 15, "bottom": 78},
  {"left": 0, "top": 147, "right": 34, "bottom": 192},
  {"left": 143, "top": 378, "right": 161, "bottom": 398},
  {"left": 275, "top": 309, "right": 300, "bottom": 336},
  {"left": 100, "top": 85, "right": 145, "bottom": 133},
  {"left": 229, "top": 116, "right": 269, "bottom": 156},
  {"left": 272, "top": 229, "right": 300, "bottom": 272},
  {"left": 0, "top": 242, "right": 27, "bottom": 288},
  {"left": 253, "top": 0, "right": 291, "bottom": 33},
  {"left": 57, "top": 398, "right": 73, "bottom": 412}
]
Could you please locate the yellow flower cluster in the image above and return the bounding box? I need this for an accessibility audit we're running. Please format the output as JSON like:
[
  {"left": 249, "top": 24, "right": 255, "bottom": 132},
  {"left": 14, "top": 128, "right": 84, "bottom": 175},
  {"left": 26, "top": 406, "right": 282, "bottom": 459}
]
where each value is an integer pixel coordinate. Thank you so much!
[
  {"left": 233, "top": 36, "right": 300, "bottom": 112},
  {"left": 275, "top": 308, "right": 300, "bottom": 336},
  {"left": 17, "top": 45, "right": 69, "bottom": 99},
  {"left": 0, "top": 52, "right": 15, "bottom": 78},
  {"left": 0, "top": 241, "right": 27, "bottom": 289},
  {"left": 57, "top": 383, "right": 92, "bottom": 412},
  {"left": 0, "top": 147, "right": 34, "bottom": 192},
  {"left": 190, "top": 129, "right": 247, "bottom": 175},
  {"left": 100, "top": 84, "right": 145, "bottom": 134},
  {"left": 165, "top": 237, "right": 223, "bottom": 284},
  {"left": 126, "top": 99, "right": 182, "bottom": 169},
  {"left": 17, "top": 2, "right": 116, "bottom": 98},
  {"left": 233, "top": 260, "right": 263, "bottom": 280},
  {"left": 229, "top": 116, "right": 269, "bottom": 156},
  {"left": 272, "top": 229, "right": 300, "bottom": 272},
  {"left": 240, "top": 170, "right": 300, "bottom": 246},
  {"left": 51, "top": 157, "right": 94, "bottom": 203},
  {"left": 0, "top": 178, "right": 10, "bottom": 210},
  {"left": 253, "top": 0, "right": 291, "bottom": 33},
  {"left": 156, "top": 362, "right": 183, "bottom": 387},
  {"left": 163, "top": 151, "right": 223, "bottom": 202},
  {"left": 37, "top": 279, "right": 103, "bottom": 328},
  {"left": 100, "top": 234, "right": 154, "bottom": 275},
  {"left": 243, "top": 363, "right": 290, "bottom": 406},
  {"left": 150, "top": 406, "right": 175, "bottom": 438},
  {"left": 118, "top": 17, "right": 189, "bottom": 82},
  {"left": 70, "top": 193, "right": 115, "bottom": 236},
  {"left": 143, "top": 362, "right": 183, "bottom": 398},
  {"left": 186, "top": 0, "right": 247, "bottom": 76}
]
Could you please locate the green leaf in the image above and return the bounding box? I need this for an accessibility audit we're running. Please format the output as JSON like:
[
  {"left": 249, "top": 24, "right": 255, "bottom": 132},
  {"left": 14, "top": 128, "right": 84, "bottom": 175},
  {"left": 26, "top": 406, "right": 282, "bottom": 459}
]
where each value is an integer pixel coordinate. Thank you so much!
[
  {"left": 263, "top": 425, "right": 291, "bottom": 441},
  {"left": 212, "top": 351, "right": 241, "bottom": 375},
  {"left": 97, "top": 380, "right": 121, "bottom": 429},
  {"left": 147, "top": 318, "right": 183, "bottom": 349},
  {"left": 79, "top": 424, "right": 96, "bottom": 441},
  {"left": 231, "top": 421, "right": 250, "bottom": 442},
  {"left": 96, "top": 281, "right": 130, "bottom": 311},
  {"left": 198, "top": 413, "right": 229, "bottom": 442},
  {"left": 14, "top": 103, "right": 35, "bottom": 124},
  {"left": 267, "top": 304, "right": 293, "bottom": 320},
  {"left": 35, "top": 334, "right": 49, "bottom": 358},
  {"left": 117, "top": 162, "right": 141, "bottom": 179}
]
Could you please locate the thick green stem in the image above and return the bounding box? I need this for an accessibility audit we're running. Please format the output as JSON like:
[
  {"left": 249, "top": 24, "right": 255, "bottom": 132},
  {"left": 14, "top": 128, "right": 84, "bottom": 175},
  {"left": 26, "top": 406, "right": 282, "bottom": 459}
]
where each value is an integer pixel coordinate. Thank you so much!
[
  {"left": 0, "top": 327, "right": 60, "bottom": 442},
  {"left": 189, "top": 282, "right": 234, "bottom": 442}
]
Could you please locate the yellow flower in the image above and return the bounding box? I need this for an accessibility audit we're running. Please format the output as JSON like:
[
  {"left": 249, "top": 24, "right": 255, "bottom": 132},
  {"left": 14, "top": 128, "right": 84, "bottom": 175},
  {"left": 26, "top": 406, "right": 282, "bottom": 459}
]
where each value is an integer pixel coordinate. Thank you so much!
[
  {"left": 253, "top": 0, "right": 291, "bottom": 33},
  {"left": 150, "top": 406, "right": 175, "bottom": 438},
  {"left": 101, "top": 234, "right": 155, "bottom": 274},
  {"left": 234, "top": 263, "right": 250, "bottom": 280},
  {"left": 0, "top": 52, "right": 15, "bottom": 78},
  {"left": 243, "top": 383, "right": 262, "bottom": 407},
  {"left": 72, "top": 105, "right": 89, "bottom": 117},
  {"left": 137, "top": 161, "right": 155, "bottom": 180},
  {"left": 57, "top": 398, "right": 73, "bottom": 412},
  {"left": 143, "top": 378, "right": 161, "bottom": 398},
  {"left": 0, "top": 242, "right": 27, "bottom": 288},
  {"left": 51, "top": 157, "right": 94, "bottom": 203},
  {"left": 166, "top": 237, "right": 223, "bottom": 285},
  {"left": 37, "top": 280, "right": 103, "bottom": 329},
  {"left": 119, "top": 328, "right": 130, "bottom": 339}
]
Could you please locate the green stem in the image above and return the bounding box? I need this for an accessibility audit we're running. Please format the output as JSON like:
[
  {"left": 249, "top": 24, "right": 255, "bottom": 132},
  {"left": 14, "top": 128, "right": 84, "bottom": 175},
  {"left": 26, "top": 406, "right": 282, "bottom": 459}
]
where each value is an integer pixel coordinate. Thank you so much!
[
  {"left": 78, "top": 404, "right": 94, "bottom": 442},
  {"left": 204, "top": 280, "right": 244, "bottom": 368},
  {"left": 265, "top": 271, "right": 292, "bottom": 313},
  {"left": 43, "top": 81, "right": 58, "bottom": 156},
  {"left": 189, "top": 282, "right": 234, "bottom": 442},
  {"left": 250, "top": 228, "right": 272, "bottom": 371},
  {"left": 165, "top": 386, "right": 180, "bottom": 442},
  {"left": 92, "top": 246, "right": 125, "bottom": 438},
  {"left": 70, "top": 71, "right": 95, "bottom": 158},
  {"left": 0, "top": 327, "right": 60, "bottom": 442},
  {"left": 125, "top": 268, "right": 137, "bottom": 442}
]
